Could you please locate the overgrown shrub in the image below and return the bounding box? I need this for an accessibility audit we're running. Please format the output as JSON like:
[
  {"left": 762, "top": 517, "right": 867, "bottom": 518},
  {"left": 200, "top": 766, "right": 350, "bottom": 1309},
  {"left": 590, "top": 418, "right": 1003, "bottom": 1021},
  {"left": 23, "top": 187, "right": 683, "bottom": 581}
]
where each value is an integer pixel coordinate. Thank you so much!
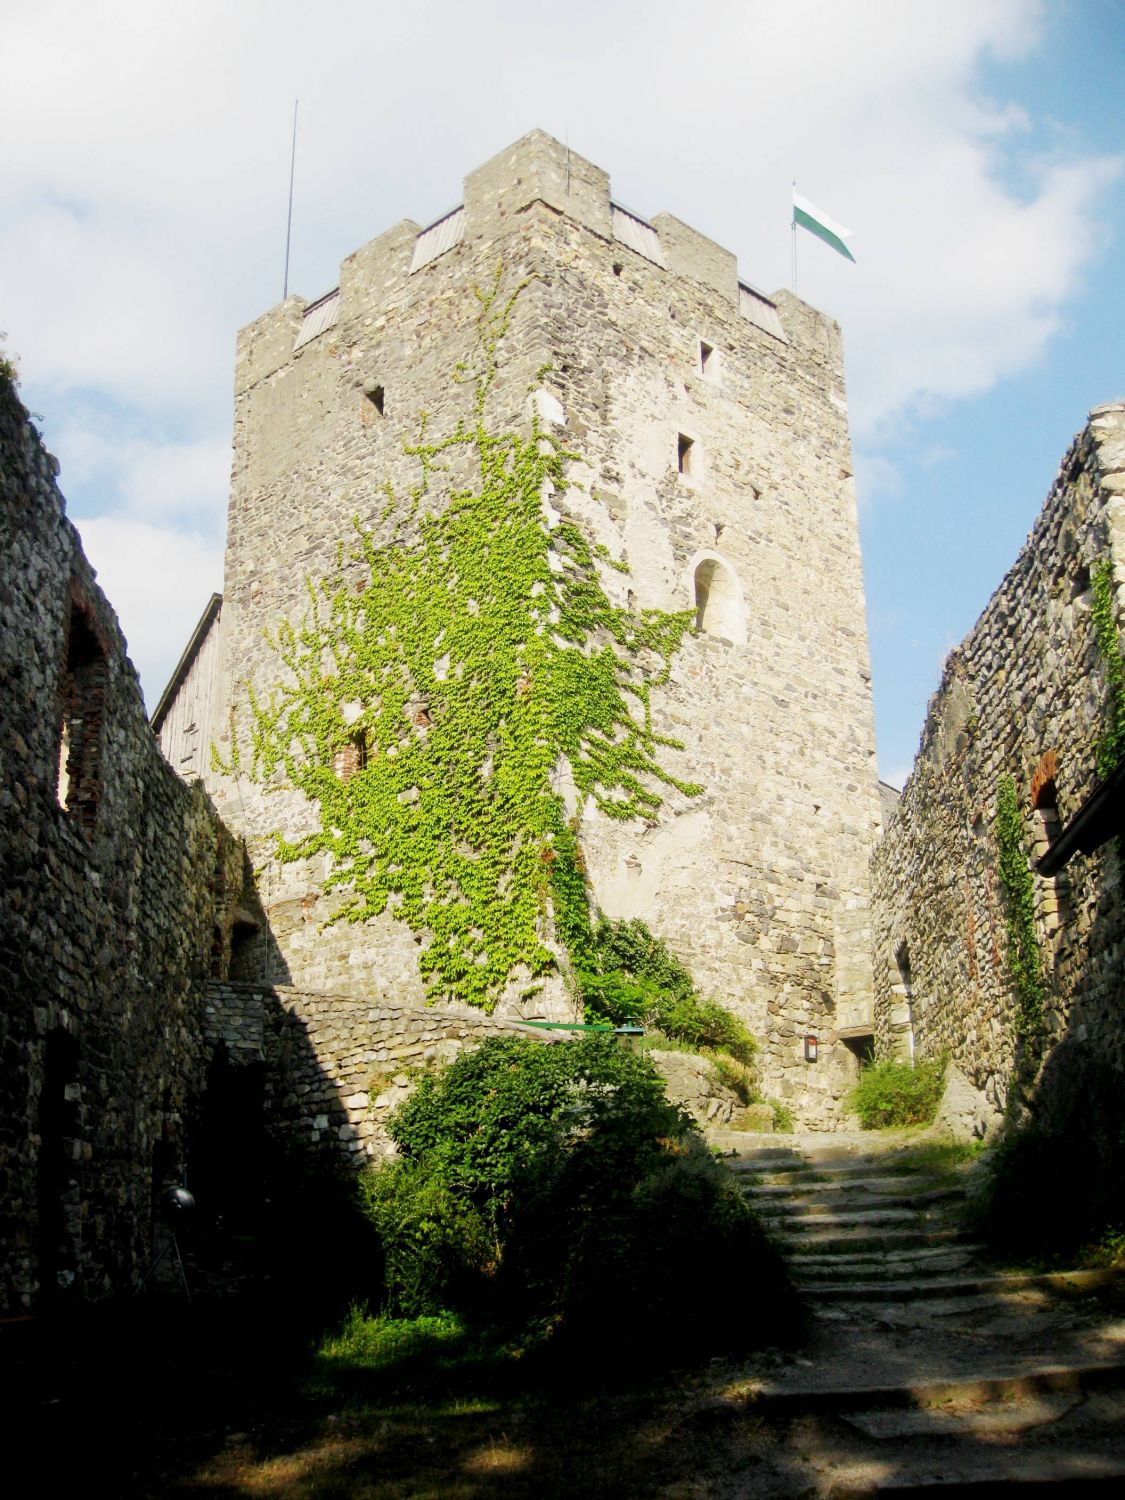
[
  {"left": 580, "top": 916, "right": 757, "bottom": 1065},
  {"left": 848, "top": 1055, "right": 946, "bottom": 1129},
  {"left": 360, "top": 1035, "right": 793, "bottom": 1360}
]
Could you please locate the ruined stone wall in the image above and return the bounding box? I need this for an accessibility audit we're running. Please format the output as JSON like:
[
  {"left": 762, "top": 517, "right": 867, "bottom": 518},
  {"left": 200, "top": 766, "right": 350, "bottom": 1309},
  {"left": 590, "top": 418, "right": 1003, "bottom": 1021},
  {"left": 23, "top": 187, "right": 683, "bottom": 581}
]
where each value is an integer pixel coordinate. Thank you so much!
[
  {"left": 202, "top": 131, "right": 882, "bottom": 1127},
  {"left": 203, "top": 982, "right": 552, "bottom": 1164},
  {"left": 0, "top": 375, "right": 242, "bottom": 1314},
  {"left": 871, "top": 404, "right": 1125, "bottom": 1125}
]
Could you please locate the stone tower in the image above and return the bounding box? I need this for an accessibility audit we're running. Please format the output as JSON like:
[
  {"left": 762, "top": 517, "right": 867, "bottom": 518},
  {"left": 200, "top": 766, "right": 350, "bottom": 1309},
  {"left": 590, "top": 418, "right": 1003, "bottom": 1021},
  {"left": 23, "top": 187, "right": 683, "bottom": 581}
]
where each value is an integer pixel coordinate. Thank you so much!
[{"left": 193, "top": 131, "right": 881, "bottom": 1125}]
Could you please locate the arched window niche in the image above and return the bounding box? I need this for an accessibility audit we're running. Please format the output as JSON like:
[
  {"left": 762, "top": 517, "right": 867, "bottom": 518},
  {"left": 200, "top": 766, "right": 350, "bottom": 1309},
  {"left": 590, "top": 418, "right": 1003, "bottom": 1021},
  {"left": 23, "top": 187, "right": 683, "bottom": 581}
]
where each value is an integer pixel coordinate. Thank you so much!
[
  {"left": 688, "top": 551, "right": 747, "bottom": 645},
  {"left": 1030, "top": 750, "right": 1067, "bottom": 942}
]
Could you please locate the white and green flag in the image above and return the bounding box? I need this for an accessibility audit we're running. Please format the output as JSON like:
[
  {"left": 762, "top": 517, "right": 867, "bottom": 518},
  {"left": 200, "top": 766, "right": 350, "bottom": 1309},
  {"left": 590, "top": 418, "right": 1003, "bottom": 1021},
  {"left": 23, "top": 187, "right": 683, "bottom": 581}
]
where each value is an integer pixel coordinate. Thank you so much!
[{"left": 792, "top": 191, "right": 856, "bottom": 263}]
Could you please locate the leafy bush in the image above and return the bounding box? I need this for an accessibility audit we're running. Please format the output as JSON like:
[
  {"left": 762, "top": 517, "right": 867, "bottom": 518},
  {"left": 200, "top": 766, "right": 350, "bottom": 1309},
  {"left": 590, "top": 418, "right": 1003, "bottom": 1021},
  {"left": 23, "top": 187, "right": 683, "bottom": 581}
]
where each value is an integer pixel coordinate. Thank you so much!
[
  {"left": 848, "top": 1055, "right": 946, "bottom": 1129},
  {"left": 580, "top": 917, "right": 757, "bottom": 1065},
  {"left": 360, "top": 1164, "right": 493, "bottom": 1318},
  {"left": 360, "top": 1035, "right": 793, "bottom": 1360}
]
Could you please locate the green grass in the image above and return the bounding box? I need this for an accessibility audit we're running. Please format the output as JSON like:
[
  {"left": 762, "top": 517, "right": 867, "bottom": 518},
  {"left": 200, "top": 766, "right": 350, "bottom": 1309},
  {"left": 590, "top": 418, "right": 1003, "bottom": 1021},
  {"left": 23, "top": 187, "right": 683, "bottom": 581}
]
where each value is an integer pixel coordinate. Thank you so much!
[{"left": 881, "top": 1140, "right": 985, "bottom": 1177}]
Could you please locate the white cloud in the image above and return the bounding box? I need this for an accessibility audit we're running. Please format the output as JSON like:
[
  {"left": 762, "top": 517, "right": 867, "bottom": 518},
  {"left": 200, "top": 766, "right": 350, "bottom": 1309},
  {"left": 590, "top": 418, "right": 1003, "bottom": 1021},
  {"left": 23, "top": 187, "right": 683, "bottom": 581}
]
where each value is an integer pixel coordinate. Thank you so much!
[
  {"left": 55, "top": 423, "right": 230, "bottom": 527},
  {"left": 2, "top": 1, "right": 1114, "bottom": 439},
  {"left": 1, "top": 0, "right": 1119, "bottom": 702},
  {"left": 73, "top": 517, "right": 223, "bottom": 708}
]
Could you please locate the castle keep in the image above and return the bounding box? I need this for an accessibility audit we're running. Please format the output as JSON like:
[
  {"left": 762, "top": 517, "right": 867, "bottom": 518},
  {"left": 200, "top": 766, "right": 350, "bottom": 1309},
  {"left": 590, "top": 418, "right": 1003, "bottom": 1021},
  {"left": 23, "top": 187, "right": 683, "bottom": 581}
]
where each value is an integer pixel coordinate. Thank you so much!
[{"left": 170, "top": 131, "right": 883, "bottom": 1121}]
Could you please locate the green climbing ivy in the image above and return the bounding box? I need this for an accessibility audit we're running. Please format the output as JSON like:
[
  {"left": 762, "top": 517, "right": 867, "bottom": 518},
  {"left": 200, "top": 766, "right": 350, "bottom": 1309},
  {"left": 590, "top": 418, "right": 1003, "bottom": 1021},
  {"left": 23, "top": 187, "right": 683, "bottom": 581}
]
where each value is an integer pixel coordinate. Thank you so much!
[
  {"left": 1091, "top": 558, "right": 1125, "bottom": 777},
  {"left": 994, "top": 774, "right": 1045, "bottom": 1038},
  {"left": 227, "top": 268, "right": 700, "bottom": 1010}
]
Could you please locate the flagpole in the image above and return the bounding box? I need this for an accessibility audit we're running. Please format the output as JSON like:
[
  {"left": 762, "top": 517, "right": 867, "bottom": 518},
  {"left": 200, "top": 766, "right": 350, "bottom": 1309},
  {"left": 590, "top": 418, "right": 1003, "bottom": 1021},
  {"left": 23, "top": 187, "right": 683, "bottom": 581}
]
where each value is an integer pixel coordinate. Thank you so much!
[
  {"left": 791, "top": 180, "right": 797, "bottom": 295},
  {"left": 283, "top": 99, "right": 298, "bottom": 300}
]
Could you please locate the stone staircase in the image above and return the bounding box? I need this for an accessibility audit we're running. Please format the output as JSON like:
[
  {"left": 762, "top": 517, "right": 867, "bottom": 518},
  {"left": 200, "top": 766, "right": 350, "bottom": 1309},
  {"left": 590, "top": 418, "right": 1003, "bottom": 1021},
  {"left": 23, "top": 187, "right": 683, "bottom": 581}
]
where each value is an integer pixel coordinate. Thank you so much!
[
  {"left": 710, "top": 1132, "right": 1125, "bottom": 1495},
  {"left": 734, "top": 1140, "right": 985, "bottom": 1299}
]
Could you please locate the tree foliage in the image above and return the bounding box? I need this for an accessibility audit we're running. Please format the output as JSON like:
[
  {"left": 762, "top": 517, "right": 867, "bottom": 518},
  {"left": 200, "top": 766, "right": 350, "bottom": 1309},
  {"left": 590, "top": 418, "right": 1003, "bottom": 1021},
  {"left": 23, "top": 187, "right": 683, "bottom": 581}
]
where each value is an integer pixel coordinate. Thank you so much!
[{"left": 360, "top": 1035, "right": 792, "bottom": 1357}]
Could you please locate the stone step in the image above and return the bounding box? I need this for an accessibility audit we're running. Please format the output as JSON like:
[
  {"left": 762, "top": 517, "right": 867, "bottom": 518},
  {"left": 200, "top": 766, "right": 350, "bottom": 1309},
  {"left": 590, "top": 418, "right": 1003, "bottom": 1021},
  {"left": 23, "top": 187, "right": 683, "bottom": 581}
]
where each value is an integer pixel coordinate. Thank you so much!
[
  {"left": 722, "top": 1141, "right": 1125, "bottom": 1495},
  {"left": 743, "top": 1356, "right": 1125, "bottom": 1418},
  {"left": 753, "top": 1194, "right": 966, "bottom": 1230},
  {"left": 778, "top": 1224, "right": 971, "bottom": 1255},
  {"left": 825, "top": 1456, "right": 1125, "bottom": 1496},
  {"left": 747, "top": 1172, "right": 961, "bottom": 1199},
  {"left": 764, "top": 1203, "right": 964, "bottom": 1233},
  {"left": 794, "top": 1266, "right": 1125, "bottom": 1303},
  {"left": 729, "top": 1152, "right": 907, "bottom": 1177},
  {"left": 791, "top": 1246, "right": 985, "bottom": 1284}
]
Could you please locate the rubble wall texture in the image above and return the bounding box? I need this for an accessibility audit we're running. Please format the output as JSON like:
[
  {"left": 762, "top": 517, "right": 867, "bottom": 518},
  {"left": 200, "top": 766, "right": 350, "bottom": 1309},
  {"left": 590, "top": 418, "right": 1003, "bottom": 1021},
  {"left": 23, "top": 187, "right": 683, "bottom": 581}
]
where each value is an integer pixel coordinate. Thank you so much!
[
  {"left": 0, "top": 375, "right": 241, "bottom": 1313},
  {"left": 871, "top": 404, "right": 1125, "bottom": 1125},
  {"left": 203, "top": 132, "right": 882, "bottom": 1127},
  {"left": 204, "top": 982, "right": 556, "bottom": 1163}
]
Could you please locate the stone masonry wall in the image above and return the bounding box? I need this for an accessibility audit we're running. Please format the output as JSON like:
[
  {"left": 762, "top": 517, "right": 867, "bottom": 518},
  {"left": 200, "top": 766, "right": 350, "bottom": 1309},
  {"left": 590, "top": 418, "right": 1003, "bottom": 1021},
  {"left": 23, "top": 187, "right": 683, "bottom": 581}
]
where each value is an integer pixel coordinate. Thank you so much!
[
  {"left": 204, "top": 982, "right": 555, "bottom": 1164},
  {"left": 871, "top": 404, "right": 1125, "bottom": 1126},
  {"left": 200, "top": 132, "right": 883, "bottom": 1128},
  {"left": 0, "top": 374, "right": 242, "bottom": 1314}
]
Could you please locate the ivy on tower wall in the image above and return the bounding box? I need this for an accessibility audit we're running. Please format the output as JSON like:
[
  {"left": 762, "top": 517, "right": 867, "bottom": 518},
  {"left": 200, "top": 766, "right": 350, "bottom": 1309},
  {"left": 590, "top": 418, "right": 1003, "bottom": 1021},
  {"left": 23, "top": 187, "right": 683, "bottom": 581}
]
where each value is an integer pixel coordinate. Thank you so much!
[{"left": 224, "top": 271, "right": 700, "bottom": 1010}]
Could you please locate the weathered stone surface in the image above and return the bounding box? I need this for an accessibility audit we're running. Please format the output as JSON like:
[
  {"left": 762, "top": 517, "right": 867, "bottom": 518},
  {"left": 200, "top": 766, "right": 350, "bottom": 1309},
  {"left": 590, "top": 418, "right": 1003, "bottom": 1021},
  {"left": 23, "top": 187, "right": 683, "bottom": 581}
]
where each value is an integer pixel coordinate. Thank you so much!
[
  {"left": 647, "top": 1048, "right": 744, "bottom": 1127},
  {"left": 930, "top": 1064, "right": 1002, "bottom": 1143},
  {"left": 0, "top": 375, "right": 242, "bottom": 1315},
  {"left": 871, "top": 405, "right": 1125, "bottom": 1113},
  {"left": 204, "top": 981, "right": 553, "bottom": 1162},
  {"left": 184, "top": 131, "right": 881, "bottom": 1127}
]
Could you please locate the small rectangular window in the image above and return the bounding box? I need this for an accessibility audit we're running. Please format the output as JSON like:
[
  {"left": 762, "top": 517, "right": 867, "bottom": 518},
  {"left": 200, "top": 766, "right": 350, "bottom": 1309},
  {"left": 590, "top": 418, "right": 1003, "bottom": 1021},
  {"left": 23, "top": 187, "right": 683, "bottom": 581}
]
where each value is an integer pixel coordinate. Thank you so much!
[
  {"left": 365, "top": 383, "right": 385, "bottom": 416},
  {"left": 700, "top": 341, "right": 715, "bottom": 377},
  {"left": 677, "top": 433, "right": 695, "bottom": 477}
]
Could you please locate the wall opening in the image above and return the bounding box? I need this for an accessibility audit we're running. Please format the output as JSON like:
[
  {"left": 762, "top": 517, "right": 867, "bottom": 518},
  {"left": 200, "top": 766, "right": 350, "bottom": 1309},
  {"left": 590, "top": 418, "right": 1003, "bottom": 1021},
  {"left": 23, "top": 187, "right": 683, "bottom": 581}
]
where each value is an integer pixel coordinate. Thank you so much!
[
  {"left": 677, "top": 432, "right": 695, "bottom": 478},
  {"left": 56, "top": 598, "right": 108, "bottom": 836},
  {"left": 229, "top": 914, "right": 264, "bottom": 981},
  {"left": 892, "top": 942, "right": 916, "bottom": 1059},
  {"left": 333, "top": 732, "right": 368, "bottom": 783},
  {"left": 699, "top": 341, "right": 717, "bottom": 380},
  {"left": 841, "top": 1032, "right": 875, "bottom": 1071},
  {"left": 1031, "top": 766, "right": 1068, "bottom": 942},
  {"left": 693, "top": 557, "right": 745, "bottom": 644},
  {"left": 365, "top": 383, "right": 385, "bottom": 416}
]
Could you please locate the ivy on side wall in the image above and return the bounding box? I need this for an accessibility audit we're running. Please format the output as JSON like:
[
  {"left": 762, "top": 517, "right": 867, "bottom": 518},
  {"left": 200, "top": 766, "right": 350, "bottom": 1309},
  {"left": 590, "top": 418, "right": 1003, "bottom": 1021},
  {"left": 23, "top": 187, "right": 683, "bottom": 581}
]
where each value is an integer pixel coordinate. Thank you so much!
[
  {"left": 228, "top": 269, "right": 701, "bottom": 1011},
  {"left": 994, "top": 774, "right": 1045, "bottom": 1039},
  {"left": 1091, "top": 558, "right": 1125, "bottom": 777}
]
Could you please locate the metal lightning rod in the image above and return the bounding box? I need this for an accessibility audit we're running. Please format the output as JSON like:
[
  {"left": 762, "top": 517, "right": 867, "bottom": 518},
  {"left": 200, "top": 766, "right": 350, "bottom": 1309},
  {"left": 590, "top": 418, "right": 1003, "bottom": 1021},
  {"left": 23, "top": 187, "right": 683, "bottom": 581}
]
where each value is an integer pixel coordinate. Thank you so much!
[{"left": 283, "top": 99, "right": 298, "bottom": 300}]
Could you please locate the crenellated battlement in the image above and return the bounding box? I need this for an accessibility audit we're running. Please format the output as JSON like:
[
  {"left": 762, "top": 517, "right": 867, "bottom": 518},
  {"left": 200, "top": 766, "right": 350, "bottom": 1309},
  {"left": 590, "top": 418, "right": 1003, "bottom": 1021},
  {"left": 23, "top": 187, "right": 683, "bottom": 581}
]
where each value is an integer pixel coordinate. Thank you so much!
[{"left": 235, "top": 131, "right": 832, "bottom": 402}]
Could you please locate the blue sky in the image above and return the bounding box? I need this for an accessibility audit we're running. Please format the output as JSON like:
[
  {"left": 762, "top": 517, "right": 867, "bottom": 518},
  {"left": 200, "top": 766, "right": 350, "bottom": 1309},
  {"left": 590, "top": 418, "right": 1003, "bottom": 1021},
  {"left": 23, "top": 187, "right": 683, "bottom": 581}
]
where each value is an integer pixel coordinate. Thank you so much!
[
  {"left": 2, "top": 1, "right": 1121, "bottom": 786},
  {"left": 858, "top": 0, "right": 1125, "bottom": 783}
]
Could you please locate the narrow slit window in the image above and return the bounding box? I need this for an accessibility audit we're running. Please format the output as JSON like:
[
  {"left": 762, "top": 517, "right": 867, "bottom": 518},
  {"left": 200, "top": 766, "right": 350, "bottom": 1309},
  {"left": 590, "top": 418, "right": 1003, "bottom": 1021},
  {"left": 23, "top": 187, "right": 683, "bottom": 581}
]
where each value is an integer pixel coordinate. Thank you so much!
[
  {"left": 699, "top": 341, "right": 715, "bottom": 377},
  {"left": 677, "top": 433, "right": 695, "bottom": 477},
  {"left": 1031, "top": 771, "right": 1067, "bottom": 939},
  {"left": 892, "top": 943, "right": 916, "bottom": 1059},
  {"left": 365, "top": 384, "right": 385, "bottom": 416},
  {"left": 56, "top": 600, "right": 107, "bottom": 836}
]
